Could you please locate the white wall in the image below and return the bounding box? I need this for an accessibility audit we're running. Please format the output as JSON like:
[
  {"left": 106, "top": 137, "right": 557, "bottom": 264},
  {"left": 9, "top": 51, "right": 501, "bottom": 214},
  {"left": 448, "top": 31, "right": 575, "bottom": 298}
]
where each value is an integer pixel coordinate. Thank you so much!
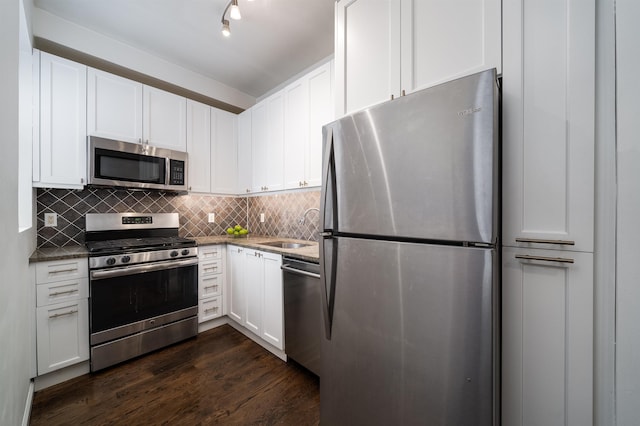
[
  {"left": 616, "top": 0, "right": 640, "bottom": 424},
  {"left": 32, "top": 8, "right": 256, "bottom": 111},
  {"left": 0, "top": 0, "right": 37, "bottom": 424}
]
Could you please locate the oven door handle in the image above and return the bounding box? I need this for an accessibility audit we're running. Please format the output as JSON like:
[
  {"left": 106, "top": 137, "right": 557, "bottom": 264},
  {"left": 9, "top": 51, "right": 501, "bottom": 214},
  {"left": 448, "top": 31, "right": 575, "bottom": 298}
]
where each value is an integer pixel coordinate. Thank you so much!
[{"left": 90, "top": 258, "right": 199, "bottom": 280}]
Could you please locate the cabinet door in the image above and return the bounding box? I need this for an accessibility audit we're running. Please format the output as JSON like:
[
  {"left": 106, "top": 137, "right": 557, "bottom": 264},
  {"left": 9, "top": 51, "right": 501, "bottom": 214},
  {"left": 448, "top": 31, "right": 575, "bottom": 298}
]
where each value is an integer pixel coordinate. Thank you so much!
[
  {"left": 87, "top": 68, "right": 143, "bottom": 144},
  {"left": 283, "top": 77, "right": 309, "bottom": 189},
  {"left": 237, "top": 109, "right": 253, "bottom": 194},
  {"left": 400, "top": 0, "right": 501, "bottom": 93},
  {"left": 265, "top": 93, "right": 285, "bottom": 192},
  {"left": 251, "top": 101, "right": 268, "bottom": 192},
  {"left": 36, "top": 299, "right": 89, "bottom": 375},
  {"left": 199, "top": 296, "right": 222, "bottom": 323},
  {"left": 307, "top": 61, "right": 334, "bottom": 187},
  {"left": 142, "top": 86, "right": 187, "bottom": 151},
  {"left": 227, "top": 245, "right": 245, "bottom": 324},
  {"left": 502, "top": 0, "right": 595, "bottom": 252},
  {"left": 335, "top": 0, "right": 401, "bottom": 117},
  {"left": 261, "top": 252, "right": 283, "bottom": 350},
  {"left": 244, "top": 249, "right": 264, "bottom": 335},
  {"left": 212, "top": 108, "right": 238, "bottom": 194},
  {"left": 502, "top": 247, "right": 593, "bottom": 426},
  {"left": 36, "top": 52, "right": 87, "bottom": 189},
  {"left": 186, "top": 99, "right": 211, "bottom": 193}
]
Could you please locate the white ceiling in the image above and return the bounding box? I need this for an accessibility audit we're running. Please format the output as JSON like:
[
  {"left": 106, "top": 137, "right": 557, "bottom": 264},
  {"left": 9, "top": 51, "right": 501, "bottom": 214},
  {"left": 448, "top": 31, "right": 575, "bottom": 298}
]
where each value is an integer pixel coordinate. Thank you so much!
[{"left": 33, "top": 0, "right": 336, "bottom": 99}]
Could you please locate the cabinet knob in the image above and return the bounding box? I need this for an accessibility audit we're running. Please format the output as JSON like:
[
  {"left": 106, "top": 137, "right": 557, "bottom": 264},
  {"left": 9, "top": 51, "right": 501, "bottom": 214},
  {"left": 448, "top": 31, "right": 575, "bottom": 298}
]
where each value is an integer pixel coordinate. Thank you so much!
[
  {"left": 246, "top": 189, "right": 251, "bottom": 193},
  {"left": 402, "top": 89, "right": 406, "bottom": 96},
  {"left": 303, "top": 181, "right": 308, "bottom": 186},
  {"left": 189, "top": 186, "right": 192, "bottom": 191}
]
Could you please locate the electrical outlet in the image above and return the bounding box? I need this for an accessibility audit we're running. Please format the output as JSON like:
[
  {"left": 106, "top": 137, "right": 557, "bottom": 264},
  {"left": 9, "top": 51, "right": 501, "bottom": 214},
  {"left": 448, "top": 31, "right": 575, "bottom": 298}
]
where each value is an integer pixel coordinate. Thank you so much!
[
  {"left": 44, "top": 212, "right": 57, "bottom": 227},
  {"left": 260, "top": 213, "right": 265, "bottom": 223},
  {"left": 208, "top": 213, "right": 215, "bottom": 223}
]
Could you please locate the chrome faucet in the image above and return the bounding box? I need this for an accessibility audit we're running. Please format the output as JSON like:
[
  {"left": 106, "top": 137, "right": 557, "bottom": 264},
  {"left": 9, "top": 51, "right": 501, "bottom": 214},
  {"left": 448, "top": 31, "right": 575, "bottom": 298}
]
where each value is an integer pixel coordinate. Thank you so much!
[{"left": 298, "top": 207, "right": 320, "bottom": 225}]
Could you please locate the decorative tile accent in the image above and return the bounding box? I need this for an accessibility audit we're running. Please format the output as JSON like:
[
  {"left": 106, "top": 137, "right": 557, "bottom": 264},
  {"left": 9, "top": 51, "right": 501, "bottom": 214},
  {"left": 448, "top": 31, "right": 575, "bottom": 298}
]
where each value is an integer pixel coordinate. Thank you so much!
[
  {"left": 248, "top": 190, "right": 321, "bottom": 241},
  {"left": 36, "top": 188, "right": 321, "bottom": 248},
  {"left": 36, "top": 188, "right": 247, "bottom": 248}
]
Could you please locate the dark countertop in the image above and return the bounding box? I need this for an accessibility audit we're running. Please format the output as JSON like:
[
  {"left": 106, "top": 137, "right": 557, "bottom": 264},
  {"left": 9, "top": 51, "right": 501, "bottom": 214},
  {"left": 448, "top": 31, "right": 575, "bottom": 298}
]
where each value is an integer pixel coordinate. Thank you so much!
[
  {"left": 29, "top": 245, "right": 90, "bottom": 263},
  {"left": 29, "top": 236, "right": 319, "bottom": 264}
]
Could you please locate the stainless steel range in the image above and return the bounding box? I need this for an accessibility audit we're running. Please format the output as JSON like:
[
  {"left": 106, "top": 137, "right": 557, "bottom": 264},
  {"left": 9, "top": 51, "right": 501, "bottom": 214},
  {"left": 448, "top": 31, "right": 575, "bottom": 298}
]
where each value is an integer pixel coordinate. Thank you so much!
[{"left": 85, "top": 212, "right": 198, "bottom": 371}]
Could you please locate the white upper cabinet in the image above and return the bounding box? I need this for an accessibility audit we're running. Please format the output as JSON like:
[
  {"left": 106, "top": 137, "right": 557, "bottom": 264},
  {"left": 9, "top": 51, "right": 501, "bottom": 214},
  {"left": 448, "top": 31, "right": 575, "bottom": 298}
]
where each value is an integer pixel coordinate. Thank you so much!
[
  {"left": 251, "top": 93, "right": 284, "bottom": 193},
  {"left": 237, "top": 109, "right": 253, "bottom": 194},
  {"left": 87, "top": 68, "right": 143, "bottom": 144},
  {"left": 143, "top": 86, "right": 187, "bottom": 151},
  {"left": 265, "top": 93, "right": 285, "bottom": 192},
  {"left": 335, "top": 0, "right": 501, "bottom": 116},
  {"left": 335, "top": 0, "right": 400, "bottom": 117},
  {"left": 502, "top": 0, "right": 595, "bottom": 253},
  {"left": 186, "top": 99, "right": 212, "bottom": 193},
  {"left": 283, "top": 76, "right": 310, "bottom": 189},
  {"left": 211, "top": 108, "right": 238, "bottom": 194},
  {"left": 34, "top": 51, "right": 87, "bottom": 189},
  {"left": 283, "top": 60, "right": 334, "bottom": 190},
  {"left": 306, "top": 61, "right": 334, "bottom": 187},
  {"left": 251, "top": 101, "right": 269, "bottom": 192},
  {"left": 87, "top": 68, "right": 187, "bottom": 151}
]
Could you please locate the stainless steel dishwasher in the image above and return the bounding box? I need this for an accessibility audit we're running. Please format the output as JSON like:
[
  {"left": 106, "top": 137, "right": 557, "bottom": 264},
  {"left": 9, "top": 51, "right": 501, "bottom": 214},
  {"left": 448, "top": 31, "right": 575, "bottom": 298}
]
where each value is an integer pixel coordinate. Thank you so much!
[{"left": 281, "top": 256, "right": 321, "bottom": 376}]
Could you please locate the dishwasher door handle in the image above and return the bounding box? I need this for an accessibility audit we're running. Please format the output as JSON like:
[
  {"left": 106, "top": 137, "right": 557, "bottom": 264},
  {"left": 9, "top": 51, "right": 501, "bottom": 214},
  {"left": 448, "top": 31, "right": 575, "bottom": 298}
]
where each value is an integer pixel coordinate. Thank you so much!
[{"left": 281, "top": 264, "right": 321, "bottom": 279}]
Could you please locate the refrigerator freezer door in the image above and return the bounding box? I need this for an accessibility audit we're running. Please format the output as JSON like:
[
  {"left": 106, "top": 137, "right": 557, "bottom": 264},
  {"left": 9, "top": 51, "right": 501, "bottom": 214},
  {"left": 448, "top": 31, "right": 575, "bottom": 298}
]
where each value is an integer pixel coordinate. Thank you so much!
[
  {"left": 324, "top": 69, "right": 498, "bottom": 244},
  {"left": 320, "top": 236, "right": 497, "bottom": 425}
]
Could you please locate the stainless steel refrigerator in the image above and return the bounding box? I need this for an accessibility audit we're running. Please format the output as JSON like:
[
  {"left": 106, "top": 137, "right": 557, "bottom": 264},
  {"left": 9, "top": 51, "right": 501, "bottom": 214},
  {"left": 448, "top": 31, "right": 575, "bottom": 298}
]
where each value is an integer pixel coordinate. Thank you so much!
[{"left": 319, "top": 69, "right": 500, "bottom": 425}]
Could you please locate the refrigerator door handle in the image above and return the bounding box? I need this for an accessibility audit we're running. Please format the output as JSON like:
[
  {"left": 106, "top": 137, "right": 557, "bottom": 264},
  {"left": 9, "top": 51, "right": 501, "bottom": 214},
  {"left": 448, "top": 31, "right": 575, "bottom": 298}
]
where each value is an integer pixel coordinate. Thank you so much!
[{"left": 320, "top": 125, "right": 338, "bottom": 340}]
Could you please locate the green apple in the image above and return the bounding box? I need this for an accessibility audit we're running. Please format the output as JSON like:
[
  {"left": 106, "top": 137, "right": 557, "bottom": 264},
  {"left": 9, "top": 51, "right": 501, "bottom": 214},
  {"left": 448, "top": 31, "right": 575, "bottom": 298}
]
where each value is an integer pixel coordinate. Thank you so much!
[
  {"left": 239, "top": 229, "right": 248, "bottom": 235},
  {"left": 234, "top": 225, "right": 242, "bottom": 231},
  {"left": 226, "top": 228, "right": 234, "bottom": 235}
]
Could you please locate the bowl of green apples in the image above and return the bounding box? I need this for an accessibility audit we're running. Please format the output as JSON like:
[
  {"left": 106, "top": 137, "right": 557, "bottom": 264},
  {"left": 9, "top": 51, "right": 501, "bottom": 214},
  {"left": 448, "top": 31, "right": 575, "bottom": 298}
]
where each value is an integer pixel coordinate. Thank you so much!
[{"left": 226, "top": 224, "right": 249, "bottom": 237}]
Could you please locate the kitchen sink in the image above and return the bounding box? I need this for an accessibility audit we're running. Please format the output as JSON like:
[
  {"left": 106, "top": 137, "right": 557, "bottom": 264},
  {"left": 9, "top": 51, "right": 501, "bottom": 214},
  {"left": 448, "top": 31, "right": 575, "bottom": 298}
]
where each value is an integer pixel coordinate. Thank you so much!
[{"left": 260, "top": 241, "right": 312, "bottom": 249}]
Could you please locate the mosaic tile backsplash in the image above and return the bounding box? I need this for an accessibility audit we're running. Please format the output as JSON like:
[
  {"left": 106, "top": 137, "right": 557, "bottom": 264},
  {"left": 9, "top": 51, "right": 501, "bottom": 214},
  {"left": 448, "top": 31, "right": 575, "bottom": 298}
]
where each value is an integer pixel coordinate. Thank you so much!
[{"left": 36, "top": 188, "right": 321, "bottom": 248}]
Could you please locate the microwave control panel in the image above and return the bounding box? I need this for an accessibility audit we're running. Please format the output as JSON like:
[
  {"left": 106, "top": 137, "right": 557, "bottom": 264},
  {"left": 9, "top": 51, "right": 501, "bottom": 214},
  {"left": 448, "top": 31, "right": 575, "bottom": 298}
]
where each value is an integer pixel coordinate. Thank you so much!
[{"left": 169, "top": 159, "right": 185, "bottom": 186}]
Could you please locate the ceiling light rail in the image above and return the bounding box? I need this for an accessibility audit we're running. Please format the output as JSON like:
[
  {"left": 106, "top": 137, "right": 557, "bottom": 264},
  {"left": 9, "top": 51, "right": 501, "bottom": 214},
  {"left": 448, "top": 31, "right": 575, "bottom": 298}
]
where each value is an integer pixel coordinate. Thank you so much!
[{"left": 221, "top": 0, "right": 253, "bottom": 37}]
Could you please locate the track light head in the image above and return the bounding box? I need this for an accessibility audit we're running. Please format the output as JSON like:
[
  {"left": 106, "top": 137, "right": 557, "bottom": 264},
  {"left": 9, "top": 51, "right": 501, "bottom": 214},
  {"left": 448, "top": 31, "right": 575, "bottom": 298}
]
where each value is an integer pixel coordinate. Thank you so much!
[{"left": 221, "top": 19, "right": 231, "bottom": 37}]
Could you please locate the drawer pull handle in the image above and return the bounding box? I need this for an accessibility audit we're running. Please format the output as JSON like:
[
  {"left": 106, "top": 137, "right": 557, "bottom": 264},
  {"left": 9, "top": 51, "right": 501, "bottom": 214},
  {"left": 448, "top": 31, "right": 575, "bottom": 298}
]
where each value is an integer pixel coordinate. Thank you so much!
[
  {"left": 49, "top": 268, "right": 78, "bottom": 274},
  {"left": 515, "top": 254, "right": 575, "bottom": 264},
  {"left": 204, "top": 285, "right": 218, "bottom": 290},
  {"left": 204, "top": 307, "right": 219, "bottom": 313},
  {"left": 50, "top": 289, "right": 78, "bottom": 296},
  {"left": 49, "top": 309, "right": 78, "bottom": 319},
  {"left": 515, "top": 238, "right": 575, "bottom": 246}
]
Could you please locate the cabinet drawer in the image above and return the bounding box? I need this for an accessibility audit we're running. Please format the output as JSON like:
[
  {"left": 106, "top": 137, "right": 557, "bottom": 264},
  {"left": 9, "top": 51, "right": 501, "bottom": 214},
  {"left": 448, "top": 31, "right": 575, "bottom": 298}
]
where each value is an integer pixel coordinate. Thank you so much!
[
  {"left": 199, "top": 259, "right": 222, "bottom": 276},
  {"left": 36, "top": 278, "right": 88, "bottom": 307},
  {"left": 36, "top": 259, "right": 88, "bottom": 284},
  {"left": 198, "top": 245, "right": 222, "bottom": 260},
  {"left": 199, "top": 274, "right": 222, "bottom": 298},
  {"left": 199, "top": 296, "right": 222, "bottom": 323}
]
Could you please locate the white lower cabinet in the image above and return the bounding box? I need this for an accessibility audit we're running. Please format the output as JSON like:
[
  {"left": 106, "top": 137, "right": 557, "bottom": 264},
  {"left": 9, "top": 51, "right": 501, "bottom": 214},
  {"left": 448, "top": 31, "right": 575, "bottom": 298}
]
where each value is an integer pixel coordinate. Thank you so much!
[
  {"left": 227, "top": 245, "right": 284, "bottom": 350},
  {"left": 502, "top": 247, "right": 593, "bottom": 426},
  {"left": 198, "top": 245, "right": 226, "bottom": 323},
  {"left": 34, "top": 258, "right": 89, "bottom": 376}
]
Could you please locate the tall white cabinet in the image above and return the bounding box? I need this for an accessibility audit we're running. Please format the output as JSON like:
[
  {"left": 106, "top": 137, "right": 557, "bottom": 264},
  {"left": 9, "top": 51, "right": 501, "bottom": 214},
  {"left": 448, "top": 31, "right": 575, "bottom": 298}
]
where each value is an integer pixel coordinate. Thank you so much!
[
  {"left": 335, "top": 0, "right": 501, "bottom": 116},
  {"left": 33, "top": 51, "right": 87, "bottom": 189},
  {"left": 501, "top": 0, "right": 595, "bottom": 424}
]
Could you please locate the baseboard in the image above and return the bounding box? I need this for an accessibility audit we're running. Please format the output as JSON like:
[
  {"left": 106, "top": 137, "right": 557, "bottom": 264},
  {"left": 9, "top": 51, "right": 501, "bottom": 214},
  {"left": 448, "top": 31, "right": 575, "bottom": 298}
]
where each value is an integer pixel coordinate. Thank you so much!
[
  {"left": 21, "top": 380, "right": 34, "bottom": 426},
  {"left": 34, "top": 361, "right": 90, "bottom": 391},
  {"left": 227, "top": 320, "right": 287, "bottom": 361},
  {"left": 198, "top": 316, "right": 229, "bottom": 333}
]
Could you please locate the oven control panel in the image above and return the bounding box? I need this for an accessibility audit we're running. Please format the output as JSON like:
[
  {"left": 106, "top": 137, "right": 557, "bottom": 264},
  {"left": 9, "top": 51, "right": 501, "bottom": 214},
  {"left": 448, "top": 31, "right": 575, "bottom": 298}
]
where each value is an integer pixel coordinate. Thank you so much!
[
  {"left": 89, "top": 247, "right": 198, "bottom": 270},
  {"left": 122, "top": 216, "right": 153, "bottom": 225}
]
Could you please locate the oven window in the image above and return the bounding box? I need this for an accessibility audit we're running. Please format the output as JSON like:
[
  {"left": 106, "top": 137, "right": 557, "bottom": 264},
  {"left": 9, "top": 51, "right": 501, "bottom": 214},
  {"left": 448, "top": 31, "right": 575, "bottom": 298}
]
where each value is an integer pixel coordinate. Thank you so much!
[
  {"left": 90, "top": 264, "right": 197, "bottom": 333},
  {"left": 95, "top": 148, "right": 166, "bottom": 184}
]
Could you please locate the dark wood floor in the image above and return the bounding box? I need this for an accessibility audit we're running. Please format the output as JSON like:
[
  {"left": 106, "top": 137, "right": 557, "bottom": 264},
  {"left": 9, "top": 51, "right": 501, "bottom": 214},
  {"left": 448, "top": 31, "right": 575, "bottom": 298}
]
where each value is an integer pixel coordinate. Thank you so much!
[{"left": 30, "top": 325, "right": 320, "bottom": 425}]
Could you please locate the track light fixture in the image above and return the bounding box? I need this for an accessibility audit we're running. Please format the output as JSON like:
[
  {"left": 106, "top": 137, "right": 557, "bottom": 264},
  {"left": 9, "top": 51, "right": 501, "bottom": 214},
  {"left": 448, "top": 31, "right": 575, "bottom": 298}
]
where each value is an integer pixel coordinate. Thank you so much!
[{"left": 221, "top": 0, "right": 253, "bottom": 37}]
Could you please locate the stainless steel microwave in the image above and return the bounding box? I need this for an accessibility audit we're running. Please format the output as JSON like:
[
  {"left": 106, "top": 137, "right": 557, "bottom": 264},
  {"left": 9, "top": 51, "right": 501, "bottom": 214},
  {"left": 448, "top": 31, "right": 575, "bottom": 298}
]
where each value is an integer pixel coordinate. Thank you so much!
[{"left": 88, "top": 136, "right": 188, "bottom": 192}]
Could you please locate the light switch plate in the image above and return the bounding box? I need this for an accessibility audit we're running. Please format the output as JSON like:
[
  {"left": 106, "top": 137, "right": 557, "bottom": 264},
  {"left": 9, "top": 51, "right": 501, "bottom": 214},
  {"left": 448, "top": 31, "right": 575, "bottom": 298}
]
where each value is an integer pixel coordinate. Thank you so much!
[
  {"left": 260, "top": 213, "right": 265, "bottom": 223},
  {"left": 208, "top": 213, "right": 215, "bottom": 223},
  {"left": 44, "top": 212, "right": 57, "bottom": 227}
]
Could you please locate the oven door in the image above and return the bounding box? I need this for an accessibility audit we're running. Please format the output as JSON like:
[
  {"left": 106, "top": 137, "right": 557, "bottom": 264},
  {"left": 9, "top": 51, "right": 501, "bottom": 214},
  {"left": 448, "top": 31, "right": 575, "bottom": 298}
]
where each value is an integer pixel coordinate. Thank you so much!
[{"left": 89, "top": 258, "right": 198, "bottom": 345}]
